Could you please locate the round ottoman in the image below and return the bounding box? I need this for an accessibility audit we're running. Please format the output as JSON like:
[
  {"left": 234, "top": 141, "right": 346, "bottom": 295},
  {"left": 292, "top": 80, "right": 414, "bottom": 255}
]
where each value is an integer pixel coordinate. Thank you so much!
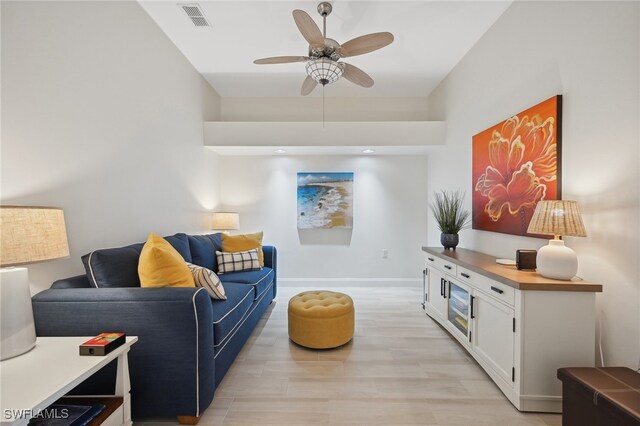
[{"left": 288, "top": 290, "right": 354, "bottom": 349}]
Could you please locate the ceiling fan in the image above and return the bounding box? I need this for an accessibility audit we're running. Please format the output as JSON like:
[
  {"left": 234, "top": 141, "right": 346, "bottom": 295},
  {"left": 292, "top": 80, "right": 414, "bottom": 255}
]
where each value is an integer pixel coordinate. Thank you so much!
[{"left": 254, "top": 2, "right": 394, "bottom": 96}]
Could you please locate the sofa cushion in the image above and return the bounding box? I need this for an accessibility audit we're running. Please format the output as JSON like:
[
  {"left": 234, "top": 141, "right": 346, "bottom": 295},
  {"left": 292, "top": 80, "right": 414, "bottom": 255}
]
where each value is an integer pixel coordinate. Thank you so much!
[
  {"left": 187, "top": 233, "right": 222, "bottom": 271},
  {"left": 164, "top": 233, "right": 193, "bottom": 264},
  {"left": 219, "top": 267, "right": 274, "bottom": 301},
  {"left": 221, "top": 232, "right": 264, "bottom": 266},
  {"left": 211, "top": 283, "right": 254, "bottom": 348},
  {"left": 82, "top": 233, "right": 192, "bottom": 288},
  {"left": 139, "top": 233, "right": 195, "bottom": 288},
  {"left": 82, "top": 243, "right": 144, "bottom": 288}
]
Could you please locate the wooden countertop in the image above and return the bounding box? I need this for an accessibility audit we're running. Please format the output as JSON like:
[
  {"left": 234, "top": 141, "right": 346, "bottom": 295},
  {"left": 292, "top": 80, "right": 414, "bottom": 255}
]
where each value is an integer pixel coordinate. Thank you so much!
[{"left": 422, "top": 247, "right": 603, "bottom": 292}]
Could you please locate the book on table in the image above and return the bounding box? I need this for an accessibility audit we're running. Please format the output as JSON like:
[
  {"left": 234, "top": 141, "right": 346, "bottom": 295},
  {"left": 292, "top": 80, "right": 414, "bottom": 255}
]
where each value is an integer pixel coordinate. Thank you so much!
[{"left": 79, "top": 333, "right": 126, "bottom": 356}]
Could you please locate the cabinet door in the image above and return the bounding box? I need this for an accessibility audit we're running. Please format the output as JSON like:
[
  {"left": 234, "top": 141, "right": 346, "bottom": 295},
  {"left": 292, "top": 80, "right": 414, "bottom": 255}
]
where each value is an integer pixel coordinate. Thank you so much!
[
  {"left": 426, "top": 266, "right": 448, "bottom": 321},
  {"left": 422, "top": 268, "right": 427, "bottom": 309},
  {"left": 447, "top": 279, "right": 471, "bottom": 347},
  {"left": 472, "top": 290, "right": 515, "bottom": 386}
]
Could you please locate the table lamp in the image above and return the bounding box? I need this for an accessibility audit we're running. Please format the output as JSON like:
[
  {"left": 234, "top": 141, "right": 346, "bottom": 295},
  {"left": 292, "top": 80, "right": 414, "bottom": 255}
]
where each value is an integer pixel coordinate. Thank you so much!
[
  {"left": 526, "top": 200, "right": 586, "bottom": 280},
  {"left": 0, "top": 206, "right": 69, "bottom": 360},
  {"left": 211, "top": 212, "right": 240, "bottom": 233}
]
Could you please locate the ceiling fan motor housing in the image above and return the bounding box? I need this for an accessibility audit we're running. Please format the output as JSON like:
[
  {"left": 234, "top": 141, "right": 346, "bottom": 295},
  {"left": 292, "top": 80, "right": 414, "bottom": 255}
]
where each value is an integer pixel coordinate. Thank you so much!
[{"left": 309, "top": 38, "right": 341, "bottom": 61}]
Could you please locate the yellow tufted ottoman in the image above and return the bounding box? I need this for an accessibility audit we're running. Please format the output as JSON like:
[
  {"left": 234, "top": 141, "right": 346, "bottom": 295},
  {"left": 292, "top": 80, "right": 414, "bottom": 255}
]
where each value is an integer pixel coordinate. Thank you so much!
[{"left": 288, "top": 291, "right": 354, "bottom": 349}]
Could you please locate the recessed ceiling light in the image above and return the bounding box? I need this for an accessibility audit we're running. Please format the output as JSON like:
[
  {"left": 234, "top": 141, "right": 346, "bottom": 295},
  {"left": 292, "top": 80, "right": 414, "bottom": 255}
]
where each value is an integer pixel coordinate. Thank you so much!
[
  {"left": 274, "top": 149, "right": 287, "bottom": 154},
  {"left": 362, "top": 149, "right": 375, "bottom": 154}
]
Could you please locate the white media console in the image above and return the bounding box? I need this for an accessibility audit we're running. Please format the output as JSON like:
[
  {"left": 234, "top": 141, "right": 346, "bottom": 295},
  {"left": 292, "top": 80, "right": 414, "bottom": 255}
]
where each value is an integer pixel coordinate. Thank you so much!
[{"left": 422, "top": 247, "right": 602, "bottom": 413}]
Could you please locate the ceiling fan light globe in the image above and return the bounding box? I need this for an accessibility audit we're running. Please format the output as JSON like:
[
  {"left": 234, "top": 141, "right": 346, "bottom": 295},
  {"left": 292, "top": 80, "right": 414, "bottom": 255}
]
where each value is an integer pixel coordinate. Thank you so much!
[{"left": 305, "top": 58, "right": 343, "bottom": 85}]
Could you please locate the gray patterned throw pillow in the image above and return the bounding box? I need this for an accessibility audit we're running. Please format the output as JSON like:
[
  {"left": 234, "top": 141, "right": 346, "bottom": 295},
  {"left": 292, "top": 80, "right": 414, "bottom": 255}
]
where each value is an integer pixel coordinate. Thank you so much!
[{"left": 185, "top": 262, "right": 226, "bottom": 300}]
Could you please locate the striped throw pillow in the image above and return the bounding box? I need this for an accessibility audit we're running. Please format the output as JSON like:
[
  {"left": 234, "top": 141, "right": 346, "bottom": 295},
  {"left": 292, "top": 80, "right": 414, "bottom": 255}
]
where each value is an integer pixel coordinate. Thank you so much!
[
  {"left": 216, "top": 249, "right": 261, "bottom": 274},
  {"left": 186, "top": 262, "right": 226, "bottom": 300}
]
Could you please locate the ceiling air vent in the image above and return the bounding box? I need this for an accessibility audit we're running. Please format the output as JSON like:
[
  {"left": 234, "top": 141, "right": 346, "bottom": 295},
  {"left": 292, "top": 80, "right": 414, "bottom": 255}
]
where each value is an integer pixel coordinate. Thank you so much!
[{"left": 179, "top": 4, "right": 210, "bottom": 27}]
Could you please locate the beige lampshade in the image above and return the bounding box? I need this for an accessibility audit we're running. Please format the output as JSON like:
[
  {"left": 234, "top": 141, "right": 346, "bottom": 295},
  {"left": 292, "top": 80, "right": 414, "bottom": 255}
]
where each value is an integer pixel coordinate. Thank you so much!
[
  {"left": 211, "top": 212, "right": 240, "bottom": 231},
  {"left": 527, "top": 200, "right": 587, "bottom": 237},
  {"left": 0, "top": 206, "right": 70, "bottom": 267}
]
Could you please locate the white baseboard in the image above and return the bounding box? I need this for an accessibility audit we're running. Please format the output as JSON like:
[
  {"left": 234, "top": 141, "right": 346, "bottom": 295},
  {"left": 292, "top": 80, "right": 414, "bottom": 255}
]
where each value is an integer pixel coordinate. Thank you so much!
[{"left": 277, "top": 278, "right": 421, "bottom": 287}]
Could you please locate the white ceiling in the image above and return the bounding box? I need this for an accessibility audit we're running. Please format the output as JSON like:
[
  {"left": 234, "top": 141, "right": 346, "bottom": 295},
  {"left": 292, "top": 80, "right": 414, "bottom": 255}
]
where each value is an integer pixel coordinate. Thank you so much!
[{"left": 139, "top": 1, "right": 512, "bottom": 98}]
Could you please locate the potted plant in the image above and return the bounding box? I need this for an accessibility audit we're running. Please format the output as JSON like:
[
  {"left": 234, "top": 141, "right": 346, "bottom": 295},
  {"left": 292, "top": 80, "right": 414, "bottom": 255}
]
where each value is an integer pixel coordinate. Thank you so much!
[{"left": 430, "top": 190, "right": 470, "bottom": 250}]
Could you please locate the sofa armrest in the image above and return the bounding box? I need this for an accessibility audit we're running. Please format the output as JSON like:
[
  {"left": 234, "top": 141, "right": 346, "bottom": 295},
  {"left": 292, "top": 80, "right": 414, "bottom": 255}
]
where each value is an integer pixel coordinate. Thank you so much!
[
  {"left": 32, "top": 287, "right": 214, "bottom": 419},
  {"left": 262, "top": 245, "right": 277, "bottom": 297},
  {"left": 51, "top": 274, "right": 92, "bottom": 289},
  {"left": 262, "top": 245, "right": 276, "bottom": 270}
]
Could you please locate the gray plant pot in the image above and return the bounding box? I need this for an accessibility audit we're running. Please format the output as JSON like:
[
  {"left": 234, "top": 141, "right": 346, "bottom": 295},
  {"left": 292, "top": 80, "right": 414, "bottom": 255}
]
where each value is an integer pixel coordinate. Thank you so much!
[{"left": 440, "top": 233, "right": 459, "bottom": 250}]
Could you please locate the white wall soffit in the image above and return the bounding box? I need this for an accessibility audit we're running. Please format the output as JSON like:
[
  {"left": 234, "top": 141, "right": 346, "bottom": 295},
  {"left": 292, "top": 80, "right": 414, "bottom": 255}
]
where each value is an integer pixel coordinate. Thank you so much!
[{"left": 204, "top": 121, "right": 445, "bottom": 156}]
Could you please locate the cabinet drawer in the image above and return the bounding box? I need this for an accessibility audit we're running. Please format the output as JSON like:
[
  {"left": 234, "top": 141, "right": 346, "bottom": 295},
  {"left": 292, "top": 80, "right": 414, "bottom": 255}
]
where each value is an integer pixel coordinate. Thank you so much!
[
  {"left": 457, "top": 266, "right": 515, "bottom": 306},
  {"left": 425, "top": 254, "right": 438, "bottom": 269},
  {"left": 425, "top": 255, "right": 457, "bottom": 275}
]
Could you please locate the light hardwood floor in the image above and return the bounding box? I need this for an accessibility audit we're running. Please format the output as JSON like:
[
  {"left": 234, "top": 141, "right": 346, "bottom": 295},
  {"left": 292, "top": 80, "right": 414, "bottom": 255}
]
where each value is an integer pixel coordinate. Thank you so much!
[{"left": 137, "top": 286, "right": 562, "bottom": 425}]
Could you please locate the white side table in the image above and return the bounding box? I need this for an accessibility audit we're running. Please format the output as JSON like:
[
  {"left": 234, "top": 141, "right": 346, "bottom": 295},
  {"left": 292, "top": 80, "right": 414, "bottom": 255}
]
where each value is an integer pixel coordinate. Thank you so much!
[{"left": 0, "top": 336, "right": 138, "bottom": 425}]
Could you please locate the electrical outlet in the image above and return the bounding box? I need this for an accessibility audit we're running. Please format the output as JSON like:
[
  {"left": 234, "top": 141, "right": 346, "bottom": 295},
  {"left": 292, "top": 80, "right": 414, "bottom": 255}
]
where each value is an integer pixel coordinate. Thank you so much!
[{"left": 382, "top": 249, "right": 389, "bottom": 259}]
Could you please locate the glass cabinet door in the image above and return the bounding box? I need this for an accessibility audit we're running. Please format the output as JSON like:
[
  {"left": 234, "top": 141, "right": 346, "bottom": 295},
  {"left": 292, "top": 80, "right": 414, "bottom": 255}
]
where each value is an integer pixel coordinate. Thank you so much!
[{"left": 447, "top": 280, "right": 470, "bottom": 340}]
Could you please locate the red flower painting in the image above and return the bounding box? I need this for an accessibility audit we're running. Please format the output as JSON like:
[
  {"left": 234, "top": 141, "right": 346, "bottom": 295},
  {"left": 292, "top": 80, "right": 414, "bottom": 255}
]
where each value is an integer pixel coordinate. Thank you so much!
[{"left": 472, "top": 96, "right": 561, "bottom": 236}]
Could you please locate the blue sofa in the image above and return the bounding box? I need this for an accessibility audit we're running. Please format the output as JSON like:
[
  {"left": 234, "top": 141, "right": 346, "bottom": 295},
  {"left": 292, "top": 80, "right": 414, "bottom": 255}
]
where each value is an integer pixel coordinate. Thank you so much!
[{"left": 31, "top": 232, "right": 277, "bottom": 423}]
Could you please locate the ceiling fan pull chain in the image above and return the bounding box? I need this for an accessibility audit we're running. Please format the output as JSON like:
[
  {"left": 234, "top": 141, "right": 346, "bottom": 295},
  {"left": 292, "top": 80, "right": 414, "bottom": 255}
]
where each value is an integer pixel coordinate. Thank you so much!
[{"left": 322, "top": 85, "right": 325, "bottom": 128}]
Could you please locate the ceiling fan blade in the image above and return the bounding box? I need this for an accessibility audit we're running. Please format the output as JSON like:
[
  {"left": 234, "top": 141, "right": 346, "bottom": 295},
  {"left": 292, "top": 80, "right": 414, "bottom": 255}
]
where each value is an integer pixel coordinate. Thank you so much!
[
  {"left": 340, "top": 32, "right": 394, "bottom": 58},
  {"left": 254, "top": 56, "right": 309, "bottom": 65},
  {"left": 292, "top": 10, "right": 324, "bottom": 47},
  {"left": 342, "top": 63, "right": 374, "bottom": 88},
  {"left": 301, "top": 75, "right": 318, "bottom": 96}
]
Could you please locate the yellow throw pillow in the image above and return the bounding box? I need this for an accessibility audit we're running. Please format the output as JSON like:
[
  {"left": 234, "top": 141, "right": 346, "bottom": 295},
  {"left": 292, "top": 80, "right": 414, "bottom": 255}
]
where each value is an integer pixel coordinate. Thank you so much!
[
  {"left": 221, "top": 232, "right": 264, "bottom": 267},
  {"left": 138, "top": 233, "right": 195, "bottom": 288}
]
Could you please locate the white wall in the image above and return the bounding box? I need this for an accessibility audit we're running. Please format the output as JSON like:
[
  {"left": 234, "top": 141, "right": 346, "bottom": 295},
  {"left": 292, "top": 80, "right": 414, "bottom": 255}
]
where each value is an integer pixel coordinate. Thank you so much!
[
  {"left": 219, "top": 90, "right": 431, "bottom": 286},
  {"left": 1, "top": 1, "right": 222, "bottom": 292},
  {"left": 426, "top": 1, "right": 639, "bottom": 368},
  {"left": 219, "top": 155, "right": 428, "bottom": 286}
]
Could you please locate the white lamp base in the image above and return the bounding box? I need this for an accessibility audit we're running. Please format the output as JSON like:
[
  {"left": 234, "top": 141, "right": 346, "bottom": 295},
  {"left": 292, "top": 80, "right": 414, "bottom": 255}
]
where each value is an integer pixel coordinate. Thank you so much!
[
  {"left": 536, "top": 239, "right": 578, "bottom": 280},
  {"left": 1, "top": 267, "right": 37, "bottom": 360}
]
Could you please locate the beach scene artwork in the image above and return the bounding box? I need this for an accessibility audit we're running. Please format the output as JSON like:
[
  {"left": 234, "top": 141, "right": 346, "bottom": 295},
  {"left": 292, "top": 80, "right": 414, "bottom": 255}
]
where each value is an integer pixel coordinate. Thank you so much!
[{"left": 297, "top": 172, "right": 354, "bottom": 229}]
